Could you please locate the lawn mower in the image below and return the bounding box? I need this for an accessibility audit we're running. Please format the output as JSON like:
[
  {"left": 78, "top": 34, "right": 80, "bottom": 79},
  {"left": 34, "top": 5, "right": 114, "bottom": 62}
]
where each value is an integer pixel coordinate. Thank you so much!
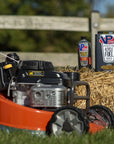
[{"left": 0, "top": 53, "right": 114, "bottom": 136}]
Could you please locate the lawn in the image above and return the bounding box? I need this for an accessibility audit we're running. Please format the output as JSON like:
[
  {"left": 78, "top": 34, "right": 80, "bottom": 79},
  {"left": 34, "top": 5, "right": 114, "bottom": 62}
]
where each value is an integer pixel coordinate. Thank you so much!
[{"left": 0, "top": 129, "right": 114, "bottom": 144}]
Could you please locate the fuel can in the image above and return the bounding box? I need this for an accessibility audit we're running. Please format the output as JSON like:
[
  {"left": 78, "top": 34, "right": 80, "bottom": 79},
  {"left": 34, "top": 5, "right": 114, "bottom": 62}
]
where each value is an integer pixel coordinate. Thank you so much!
[
  {"left": 95, "top": 32, "right": 114, "bottom": 71},
  {"left": 78, "top": 36, "right": 91, "bottom": 69}
]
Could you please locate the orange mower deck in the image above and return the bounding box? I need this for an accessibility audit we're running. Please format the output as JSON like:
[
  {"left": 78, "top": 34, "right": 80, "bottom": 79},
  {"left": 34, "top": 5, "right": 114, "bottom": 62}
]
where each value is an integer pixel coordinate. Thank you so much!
[{"left": 0, "top": 94, "right": 105, "bottom": 134}]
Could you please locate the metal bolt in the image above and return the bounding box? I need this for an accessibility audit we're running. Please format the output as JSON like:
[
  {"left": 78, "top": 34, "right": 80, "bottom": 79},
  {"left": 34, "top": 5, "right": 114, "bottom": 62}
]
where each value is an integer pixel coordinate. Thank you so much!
[{"left": 93, "top": 22, "right": 98, "bottom": 28}]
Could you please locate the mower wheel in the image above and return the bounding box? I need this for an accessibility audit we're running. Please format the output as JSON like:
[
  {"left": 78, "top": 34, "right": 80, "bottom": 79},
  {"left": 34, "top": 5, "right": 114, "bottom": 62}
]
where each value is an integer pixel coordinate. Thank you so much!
[
  {"left": 47, "top": 106, "right": 89, "bottom": 136},
  {"left": 87, "top": 105, "right": 114, "bottom": 129}
]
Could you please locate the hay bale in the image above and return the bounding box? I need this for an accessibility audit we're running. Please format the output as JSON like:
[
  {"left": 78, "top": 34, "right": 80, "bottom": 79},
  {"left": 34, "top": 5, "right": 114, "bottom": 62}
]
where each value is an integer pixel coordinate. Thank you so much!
[
  {"left": 75, "top": 71, "right": 114, "bottom": 112},
  {"left": 58, "top": 67, "right": 114, "bottom": 112}
]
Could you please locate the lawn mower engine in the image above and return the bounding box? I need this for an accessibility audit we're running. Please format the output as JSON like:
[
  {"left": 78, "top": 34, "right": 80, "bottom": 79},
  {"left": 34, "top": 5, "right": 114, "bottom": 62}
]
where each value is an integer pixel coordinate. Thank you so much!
[{"left": 8, "top": 60, "right": 82, "bottom": 110}]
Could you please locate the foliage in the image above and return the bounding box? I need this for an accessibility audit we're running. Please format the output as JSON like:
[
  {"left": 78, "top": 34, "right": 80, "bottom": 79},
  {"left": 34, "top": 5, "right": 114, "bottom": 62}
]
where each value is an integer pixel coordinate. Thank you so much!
[
  {"left": 106, "top": 5, "right": 114, "bottom": 18},
  {"left": 0, "top": 0, "right": 91, "bottom": 52},
  {"left": 0, "top": 129, "right": 114, "bottom": 144}
]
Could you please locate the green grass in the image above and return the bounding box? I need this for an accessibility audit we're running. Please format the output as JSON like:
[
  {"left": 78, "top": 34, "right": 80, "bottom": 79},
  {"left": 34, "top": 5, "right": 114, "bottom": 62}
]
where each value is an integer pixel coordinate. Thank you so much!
[{"left": 0, "top": 129, "right": 114, "bottom": 144}]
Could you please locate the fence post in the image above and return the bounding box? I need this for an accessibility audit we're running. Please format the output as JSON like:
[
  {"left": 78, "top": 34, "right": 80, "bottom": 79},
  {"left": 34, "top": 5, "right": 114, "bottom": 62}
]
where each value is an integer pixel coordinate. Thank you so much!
[{"left": 91, "top": 11, "right": 100, "bottom": 69}]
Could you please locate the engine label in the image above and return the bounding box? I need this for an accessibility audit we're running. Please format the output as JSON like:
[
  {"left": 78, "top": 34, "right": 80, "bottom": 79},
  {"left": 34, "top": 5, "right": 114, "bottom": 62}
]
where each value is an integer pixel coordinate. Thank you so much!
[{"left": 29, "top": 71, "right": 44, "bottom": 76}]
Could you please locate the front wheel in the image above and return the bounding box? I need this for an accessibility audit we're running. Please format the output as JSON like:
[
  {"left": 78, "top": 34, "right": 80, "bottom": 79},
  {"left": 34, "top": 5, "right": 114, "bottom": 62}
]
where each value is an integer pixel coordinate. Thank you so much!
[{"left": 47, "top": 106, "right": 89, "bottom": 136}]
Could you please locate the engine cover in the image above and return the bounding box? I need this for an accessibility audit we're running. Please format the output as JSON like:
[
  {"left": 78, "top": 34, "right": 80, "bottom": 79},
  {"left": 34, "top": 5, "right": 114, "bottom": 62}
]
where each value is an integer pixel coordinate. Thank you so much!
[{"left": 30, "top": 83, "right": 67, "bottom": 107}]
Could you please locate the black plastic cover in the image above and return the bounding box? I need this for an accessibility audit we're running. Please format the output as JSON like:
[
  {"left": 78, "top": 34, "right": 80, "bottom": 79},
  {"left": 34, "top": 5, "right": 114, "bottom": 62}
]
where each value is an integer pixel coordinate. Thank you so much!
[
  {"left": 18, "top": 60, "right": 54, "bottom": 71},
  {"left": 16, "top": 70, "right": 71, "bottom": 86}
]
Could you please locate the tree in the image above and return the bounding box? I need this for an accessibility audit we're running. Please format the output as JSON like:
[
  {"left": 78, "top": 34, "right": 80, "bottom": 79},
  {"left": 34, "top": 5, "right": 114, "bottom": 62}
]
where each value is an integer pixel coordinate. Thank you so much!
[
  {"left": 106, "top": 5, "right": 114, "bottom": 18},
  {"left": 0, "top": 0, "right": 91, "bottom": 52}
]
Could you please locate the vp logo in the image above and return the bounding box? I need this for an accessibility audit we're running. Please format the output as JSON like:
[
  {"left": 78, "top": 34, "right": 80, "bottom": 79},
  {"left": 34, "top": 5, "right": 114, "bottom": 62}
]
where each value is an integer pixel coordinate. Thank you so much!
[{"left": 100, "top": 35, "right": 113, "bottom": 44}]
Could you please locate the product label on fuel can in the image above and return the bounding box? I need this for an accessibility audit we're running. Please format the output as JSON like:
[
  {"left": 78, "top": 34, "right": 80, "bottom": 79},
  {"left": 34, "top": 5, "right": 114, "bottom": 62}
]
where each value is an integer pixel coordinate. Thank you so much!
[
  {"left": 99, "top": 34, "right": 114, "bottom": 63},
  {"left": 79, "top": 42, "right": 89, "bottom": 66}
]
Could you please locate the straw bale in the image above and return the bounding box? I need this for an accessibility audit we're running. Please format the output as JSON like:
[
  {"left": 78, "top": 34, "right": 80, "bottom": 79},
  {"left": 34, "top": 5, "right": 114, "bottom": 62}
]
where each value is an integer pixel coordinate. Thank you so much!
[
  {"left": 75, "top": 71, "right": 114, "bottom": 112},
  {"left": 58, "top": 67, "right": 114, "bottom": 112}
]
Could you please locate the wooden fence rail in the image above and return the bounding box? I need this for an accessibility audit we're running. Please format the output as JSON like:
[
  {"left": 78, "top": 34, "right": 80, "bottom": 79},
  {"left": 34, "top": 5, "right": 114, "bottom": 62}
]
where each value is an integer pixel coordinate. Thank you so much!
[
  {"left": 0, "top": 52, "right": 78, "bottom": 67},
  {"left": 0, "top": 16, "right": 89, "bottom": 31},
  {"left": 0, "top": 12, "right": 114, "bottom": 67}
]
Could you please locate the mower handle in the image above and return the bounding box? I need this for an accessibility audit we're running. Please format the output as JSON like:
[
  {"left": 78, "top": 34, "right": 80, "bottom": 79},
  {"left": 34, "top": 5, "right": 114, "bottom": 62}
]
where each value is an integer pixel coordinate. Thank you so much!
[{"left": 70, "top": 81, "right": 90, "bottom": 110}]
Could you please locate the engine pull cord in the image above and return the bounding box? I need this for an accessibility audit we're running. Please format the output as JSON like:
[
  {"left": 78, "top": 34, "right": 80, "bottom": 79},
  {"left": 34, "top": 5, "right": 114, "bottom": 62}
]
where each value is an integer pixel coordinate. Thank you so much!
[{"left": 0, "top": 52, "right": 19, "bottom": 64}]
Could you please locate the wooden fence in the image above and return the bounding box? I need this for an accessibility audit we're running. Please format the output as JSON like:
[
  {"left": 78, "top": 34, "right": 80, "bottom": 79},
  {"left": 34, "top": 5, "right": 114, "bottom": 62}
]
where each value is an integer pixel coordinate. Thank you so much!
[
  {"left": 0, "top": 11, "right": 114, "bottom": 67},
  {"left": 0, "top": 52, "right": 78, "bottom": 67}
]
